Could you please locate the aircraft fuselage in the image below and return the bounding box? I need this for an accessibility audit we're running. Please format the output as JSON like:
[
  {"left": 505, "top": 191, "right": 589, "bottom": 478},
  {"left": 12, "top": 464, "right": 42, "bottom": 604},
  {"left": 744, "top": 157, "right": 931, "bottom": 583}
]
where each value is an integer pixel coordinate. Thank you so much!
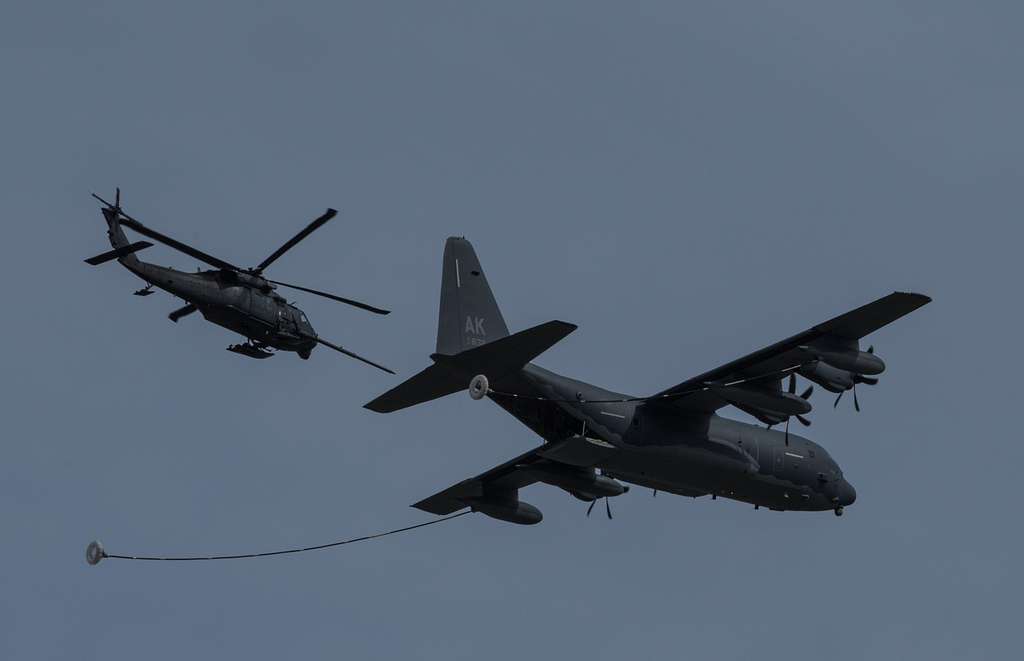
[
  {"left": 492, "top": 364, "right": 857, "bottom": 513},
  {"left": 123, "top": 260, "right": 318, "bottom": 356}
]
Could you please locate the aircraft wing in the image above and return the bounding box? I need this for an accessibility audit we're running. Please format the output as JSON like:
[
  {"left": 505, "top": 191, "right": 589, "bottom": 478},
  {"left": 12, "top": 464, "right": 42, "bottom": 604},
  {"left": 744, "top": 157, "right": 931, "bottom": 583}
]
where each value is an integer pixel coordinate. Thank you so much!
[
  {"left": 651, "top": 292, "right": 931, "bottom": 414},
  {"left": 413, "top": 446, "right": 546, "bottom": 515},
  {"left": 413, "top": 434, "right": 620, "bottom": 515}
]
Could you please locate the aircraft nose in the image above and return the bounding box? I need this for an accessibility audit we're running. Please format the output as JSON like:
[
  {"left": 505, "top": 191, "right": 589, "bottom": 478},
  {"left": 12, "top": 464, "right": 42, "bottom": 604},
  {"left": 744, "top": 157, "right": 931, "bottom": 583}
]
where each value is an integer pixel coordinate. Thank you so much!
[{"left": 838, "top": 480, "right": 857, "bottom": 507}]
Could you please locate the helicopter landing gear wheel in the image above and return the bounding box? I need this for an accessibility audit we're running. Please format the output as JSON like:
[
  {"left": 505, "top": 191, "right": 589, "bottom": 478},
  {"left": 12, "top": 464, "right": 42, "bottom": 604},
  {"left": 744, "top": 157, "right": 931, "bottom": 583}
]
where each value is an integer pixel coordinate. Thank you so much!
[{"left": 834, "top": 506, "right": 844, "bottom": 517}]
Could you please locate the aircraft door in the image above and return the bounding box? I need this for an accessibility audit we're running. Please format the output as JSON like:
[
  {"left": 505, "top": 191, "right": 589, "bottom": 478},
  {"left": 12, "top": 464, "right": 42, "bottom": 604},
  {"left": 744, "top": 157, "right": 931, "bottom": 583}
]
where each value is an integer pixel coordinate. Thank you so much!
[
  {"left": 250, "top": 292, "right": 278, "bottom": 327},
  {"left": 236, "top": 286, "right": 251, "bottom": 310},
  {"left": 740, "top": 427, "right": 767, "bottom": 475},
  {"left": 771, "top": 445, "right": 785, "bottom": 476},
  {"left": 284, "top": 308, "right": 302, "bottom": 335}
]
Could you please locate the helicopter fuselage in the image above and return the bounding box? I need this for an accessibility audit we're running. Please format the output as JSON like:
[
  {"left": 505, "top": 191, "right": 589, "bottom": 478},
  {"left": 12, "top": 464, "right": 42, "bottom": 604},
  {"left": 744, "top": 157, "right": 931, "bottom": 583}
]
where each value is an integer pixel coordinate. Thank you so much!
[
  {"left": 89, "top": 196, "right": 391, "bottom": 370},
  {"left": 125, "top": 260, "right": 318, "bottom": 357}
]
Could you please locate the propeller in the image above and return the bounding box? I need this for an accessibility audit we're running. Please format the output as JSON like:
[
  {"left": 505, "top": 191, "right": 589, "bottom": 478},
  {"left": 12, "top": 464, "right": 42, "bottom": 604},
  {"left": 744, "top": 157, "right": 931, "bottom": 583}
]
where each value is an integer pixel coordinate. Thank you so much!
[
  {"left": 784, "top": 373, "right": 814, "bottom": 446},
  {"left": 833, "top": 346, "right": 879, "bottom": 412},
  {"left": 585, "top": 497, "right": 614, "bottom": 520},
  {"left": 584, "top": 470, "right": 618, "bottom": 519},
  {"left": 91, "top": 188, "right": 123, "bottom": 215}
]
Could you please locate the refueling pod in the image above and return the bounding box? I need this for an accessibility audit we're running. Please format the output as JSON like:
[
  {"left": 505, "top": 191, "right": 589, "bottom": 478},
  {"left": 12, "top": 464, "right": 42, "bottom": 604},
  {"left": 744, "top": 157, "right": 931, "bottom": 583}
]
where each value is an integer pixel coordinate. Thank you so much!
[{"left": 465, "top": 496, "right": 543, "bottom": 525}]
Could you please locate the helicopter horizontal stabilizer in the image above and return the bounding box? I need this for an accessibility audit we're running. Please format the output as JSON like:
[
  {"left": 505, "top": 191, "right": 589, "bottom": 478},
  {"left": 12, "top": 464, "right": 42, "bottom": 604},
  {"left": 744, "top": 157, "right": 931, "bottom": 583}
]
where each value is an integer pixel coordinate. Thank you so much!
[{"left": 84, "top": 241, "right": 153, "bottom": 266}]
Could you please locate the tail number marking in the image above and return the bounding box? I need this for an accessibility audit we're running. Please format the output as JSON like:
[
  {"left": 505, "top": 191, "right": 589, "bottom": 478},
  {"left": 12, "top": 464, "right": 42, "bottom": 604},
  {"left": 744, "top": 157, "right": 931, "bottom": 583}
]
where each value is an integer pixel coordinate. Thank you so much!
[{"left": 465, "top": 316, "right": 486, "bottom": 336}]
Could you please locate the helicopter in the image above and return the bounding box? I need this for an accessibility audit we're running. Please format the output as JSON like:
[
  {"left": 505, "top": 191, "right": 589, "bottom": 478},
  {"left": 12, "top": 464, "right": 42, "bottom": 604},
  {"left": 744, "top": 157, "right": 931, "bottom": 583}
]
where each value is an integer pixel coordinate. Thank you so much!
[{"left": 85, "top": 189, "right": 394, "bottom": 373}]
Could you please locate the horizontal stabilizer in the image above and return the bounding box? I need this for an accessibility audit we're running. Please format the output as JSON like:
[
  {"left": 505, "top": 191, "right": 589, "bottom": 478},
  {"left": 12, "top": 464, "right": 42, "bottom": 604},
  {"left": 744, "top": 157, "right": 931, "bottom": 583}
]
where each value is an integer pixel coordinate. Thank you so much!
[
  {"left": 364, "top": 320, "right": 577, "bottom": 413},
  {"left": 84, "top": 241, "right": 153, "bottom": 265},
  {"left": 363, "top": 363, "right": 467, "bottom": 413},
  {"left": 430, "top": 320, "right": 577, "bottom": 379}
]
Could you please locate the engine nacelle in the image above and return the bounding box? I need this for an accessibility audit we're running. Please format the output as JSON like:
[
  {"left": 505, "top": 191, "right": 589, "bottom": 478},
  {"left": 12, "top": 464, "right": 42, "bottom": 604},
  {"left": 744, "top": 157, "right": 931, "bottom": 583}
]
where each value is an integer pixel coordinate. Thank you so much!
[
  {"left": 803, "top": 348, "right": 885, "bottom": 376},
  {"left": 710, "top": 384, "right": 812, "bottom": 416},
  {"left": 235, "top": 271, "right": 273, "bottom": 291},
  {"left": 466, "top": 497, "right": 543, "bottom": 525},
  {"left": 520, "top": 463, "right": 625, "bottom": 498},
  {"left": 799, "top": 360, "right": 855, "bottom": 393}
]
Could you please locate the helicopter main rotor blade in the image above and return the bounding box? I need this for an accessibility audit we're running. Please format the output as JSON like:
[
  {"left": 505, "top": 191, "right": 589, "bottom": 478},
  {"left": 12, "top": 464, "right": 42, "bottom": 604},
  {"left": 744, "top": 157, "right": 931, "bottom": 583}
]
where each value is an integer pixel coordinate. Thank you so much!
[
  {"left": 117, "top": 216, "right": 242, "bottom": 272},
  {"left": 253, "top": 208, "right": 337, "bottom": 274},
  {"left": 315, "top": 337, "right": 395, "bottom": 374},
  {"left": 268, "top": 279, "right": 390, "bottom": 315}
]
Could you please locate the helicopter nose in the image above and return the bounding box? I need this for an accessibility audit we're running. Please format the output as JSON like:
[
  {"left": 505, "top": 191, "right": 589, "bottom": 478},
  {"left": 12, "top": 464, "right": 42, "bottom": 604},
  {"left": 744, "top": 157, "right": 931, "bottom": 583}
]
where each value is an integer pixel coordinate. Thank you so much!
[{"left": 837, "top": 480, "right": 857, "bottom": 507}]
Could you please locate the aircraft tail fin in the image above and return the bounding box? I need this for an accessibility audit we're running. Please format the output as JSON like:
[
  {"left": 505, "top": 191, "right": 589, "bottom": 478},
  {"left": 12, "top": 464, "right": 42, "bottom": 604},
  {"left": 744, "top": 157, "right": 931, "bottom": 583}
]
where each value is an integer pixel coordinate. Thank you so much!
[
  {"left": 365, "top": 236, "right": 576, "bottom": 414},
  {"left": 92, "top": 189, "right": 142, "bottom": 268},
  {"left": 436, "top": 237, "right": 510, "bottom": 355}
]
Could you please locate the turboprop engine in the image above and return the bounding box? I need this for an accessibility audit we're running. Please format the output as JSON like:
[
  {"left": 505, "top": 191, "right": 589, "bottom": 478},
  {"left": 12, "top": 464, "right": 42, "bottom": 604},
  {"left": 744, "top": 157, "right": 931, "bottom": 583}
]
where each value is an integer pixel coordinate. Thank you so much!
[
  {"left": 797, "top": 345, "right": 886, "bottom": 397},
  {"left": 519, "top": 463, "right": 627, "bottom": 500},
  {"left": 709, "top": 383, "right": 812, "bottom": 418},
  {"left": 799, "top": 345, "right": 885, "bottom": 376},
  {"left": 798, "top": 360, "right": 855, "bottom": 393},
  {"left": 710, "top": 373, "right": 814, "bottom": 438},
  {"left": 797, "top": 345, "right": 885, "bottom": 411}
]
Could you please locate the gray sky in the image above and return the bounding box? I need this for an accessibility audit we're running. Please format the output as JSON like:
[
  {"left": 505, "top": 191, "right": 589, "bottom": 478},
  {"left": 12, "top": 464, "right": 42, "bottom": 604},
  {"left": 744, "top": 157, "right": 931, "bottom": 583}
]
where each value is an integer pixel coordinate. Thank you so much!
[{"left": 2, "top": 2, "right": 1020, "bottom": 659}]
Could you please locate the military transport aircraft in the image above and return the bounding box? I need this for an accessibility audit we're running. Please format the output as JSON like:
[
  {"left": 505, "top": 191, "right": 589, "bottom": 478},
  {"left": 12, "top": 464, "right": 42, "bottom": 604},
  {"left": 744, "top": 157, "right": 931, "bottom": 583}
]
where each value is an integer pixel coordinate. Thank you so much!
[
  {"left": 85, "top": 190, "right": 393, "bottom": 372},
  {"left": 366, "top": 237, "right": 930, "bottom": 523}
]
